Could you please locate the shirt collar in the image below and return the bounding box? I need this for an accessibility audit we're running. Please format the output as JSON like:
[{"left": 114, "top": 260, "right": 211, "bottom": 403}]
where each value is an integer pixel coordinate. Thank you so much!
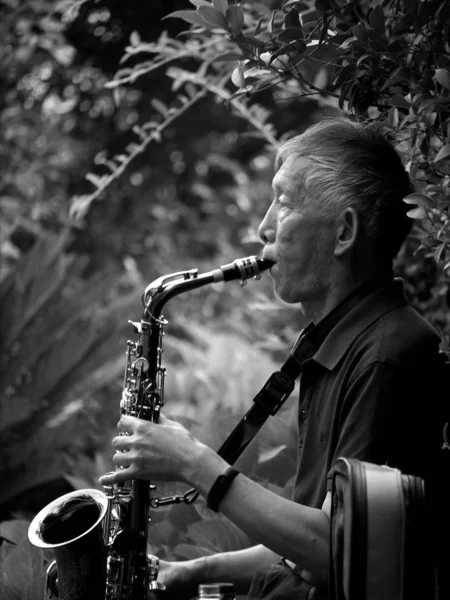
[{"left": 308, "top": 278, "right": 406, "bottom": 371}]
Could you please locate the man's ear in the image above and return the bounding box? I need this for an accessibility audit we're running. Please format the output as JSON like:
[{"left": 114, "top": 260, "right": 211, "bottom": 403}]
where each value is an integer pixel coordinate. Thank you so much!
[{"left": 334, "top": 207, "right": 359, "bottom": 257}]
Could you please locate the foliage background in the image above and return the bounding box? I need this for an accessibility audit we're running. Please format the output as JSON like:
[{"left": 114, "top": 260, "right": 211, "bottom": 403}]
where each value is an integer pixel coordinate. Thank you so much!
[{"left": 0, "top": 0, "right": 448, "bottom": 598}]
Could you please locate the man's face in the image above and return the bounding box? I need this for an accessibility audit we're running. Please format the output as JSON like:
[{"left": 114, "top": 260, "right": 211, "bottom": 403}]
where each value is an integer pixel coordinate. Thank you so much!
[{"left": 258, "top": 155, "right": 337, "bottom": 305}]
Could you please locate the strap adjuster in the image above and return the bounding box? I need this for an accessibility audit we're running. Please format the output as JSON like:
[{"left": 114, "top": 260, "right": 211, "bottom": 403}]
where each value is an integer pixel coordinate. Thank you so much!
[{"left": 253, "top": 371, "right": 295, "bottom": 416}]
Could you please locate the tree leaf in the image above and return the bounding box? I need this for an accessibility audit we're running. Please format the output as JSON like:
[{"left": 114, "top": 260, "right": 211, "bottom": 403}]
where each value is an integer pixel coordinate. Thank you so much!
[
  {"left": 331, "top": 63, "right": 357, "bottom": 89},
  {"left": 434, "top": 242, "right": 447, "bottom": 263},
  {"left": 364, "top": 28, "right": 387, "bottom": 51},
  {"left": 212, "top": 52, "right": 245, "bottom": 63},
  {"left": 85, "top": 172, "right": 106, "bottom": 188},
  {"left": 388, "top": 106, "right": 399, "bottom": 128},
  {"left": 356, "top": 53, "right": 371, "bottom": 67},
  {"left": 284, "top": 7, "right": 301, "bottom": 30},
  {"left": 369, "top": 5, "right": 385, "bottom": 35},
  {"left": 151, "top": 98, "right": 169, "bottom": 117},
  {"left": 162, "top": 10, "right": 211, "bottom": 28},
  {"left": 197, "top": 6, "right": 229, "bottom": 29},
  {"left": 406, "top": 207, "right": 427, "bottom": 219},
  {"left": 212, "top": 0, "right": 228, "bottom": 14},
  {"left": 435, "top": 68, "right": 450, "bottom": 91},
  {"left": 313, "top": 67, "right": 328, "bottom": 90},
  {"left": 254, "top": 16, "right": 265, "bottom": 36},
  {"left": 389, "top": 94, "right": 410, "bottom": 109},
  {"left": 382, "top": 67, "right": 410, "bottom": 89},
  {"left": 315, "top": 0, "right": 330, "bottom": 11},
  {"left": 130, "top": 31, "right": 140, "bottom": 46},
  {"left": 226, "top": 5, "right": 245, "bottom": 36},
  {"left": 338, "top": 36, "right": 358, "bottom": 50},
  {"left": 402, "top": 193, "right": 433, "bottom": 208},
  {"left": 267, "top": 9, "right": 276, "bottom": 34},
  {"left": 434, "top": 144, "right": 450, "bottom": 163},
  {"left": 231, "top": 64, "right": 246, "bottom": 89},
  {"left": 189, "top": 0, "right": 211, "bottom": 7},
  {"left": 276, "top": 27, "right": 305, "bottom": 42},
  {"left": 352, "top": 23, "right": 368, "bottom": 41}
]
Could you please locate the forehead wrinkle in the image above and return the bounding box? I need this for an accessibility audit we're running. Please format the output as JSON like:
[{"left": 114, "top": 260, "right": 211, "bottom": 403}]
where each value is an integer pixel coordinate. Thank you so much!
[{"left": 272, "top": 166, "right": 304, "bottom": 197}]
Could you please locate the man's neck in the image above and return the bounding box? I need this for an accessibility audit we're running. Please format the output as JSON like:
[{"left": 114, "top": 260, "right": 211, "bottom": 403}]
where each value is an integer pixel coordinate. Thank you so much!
[{"left": 301, "top": 273, "right": 392, "bottom": 324}]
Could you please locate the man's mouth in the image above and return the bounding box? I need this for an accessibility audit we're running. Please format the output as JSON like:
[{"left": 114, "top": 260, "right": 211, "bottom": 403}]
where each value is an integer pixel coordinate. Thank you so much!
[{"left": 261, "top": 254, "right": 276, "bottom": 271}]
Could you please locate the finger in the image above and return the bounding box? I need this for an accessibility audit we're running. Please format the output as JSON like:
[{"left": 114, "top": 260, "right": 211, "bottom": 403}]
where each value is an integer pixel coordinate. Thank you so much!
[
  {"left": 99, "top": 466, "right": 135, "bottom": 486},
  {"left": 117, "top": 415, "right": 139, "bottom": 433},
  {"left": 112, "top": 435, "right": 131, "bottom": 451},
  {"left": 113, "top": 451, "right": 133, "bottom": 468}
]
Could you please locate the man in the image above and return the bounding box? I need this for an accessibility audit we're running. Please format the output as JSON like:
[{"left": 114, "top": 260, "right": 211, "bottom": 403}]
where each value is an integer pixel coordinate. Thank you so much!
[{"left": 99, "top": 118, "right": 448, "bottom": 599}]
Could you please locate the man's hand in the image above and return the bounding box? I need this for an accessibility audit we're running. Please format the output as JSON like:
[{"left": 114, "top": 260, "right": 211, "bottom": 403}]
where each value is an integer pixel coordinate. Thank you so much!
[
  {"left": 99, "top": 414, "right": 206, "bottom": 486},
  {"left": 147, "top": 559, "right": 202, "bottom": 600}
]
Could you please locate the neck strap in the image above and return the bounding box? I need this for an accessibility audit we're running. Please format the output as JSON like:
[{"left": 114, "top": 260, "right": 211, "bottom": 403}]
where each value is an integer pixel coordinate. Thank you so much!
[
  {"left": 217, "top": 277, "right": 389, "bottom": 464},
  {"left": 177, "top": 278, "right": 388, "bottom": 505}
]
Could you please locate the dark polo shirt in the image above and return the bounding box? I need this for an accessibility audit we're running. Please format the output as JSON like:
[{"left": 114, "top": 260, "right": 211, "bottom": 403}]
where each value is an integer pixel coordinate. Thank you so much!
[
  {"left": 291, "top": 278, "right": 447, "bottom": 509},
  {"left": 247, "top": 278, "right": 448, "bottom": 600}
]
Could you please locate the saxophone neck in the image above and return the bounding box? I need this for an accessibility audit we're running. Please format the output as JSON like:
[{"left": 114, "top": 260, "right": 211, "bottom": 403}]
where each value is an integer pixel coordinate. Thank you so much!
[
  {"left": 142, "top": 268, "right": 207, "bottom": 320},
  {"left": 142, "top": 256, "right": 273, "bottom": 320}
]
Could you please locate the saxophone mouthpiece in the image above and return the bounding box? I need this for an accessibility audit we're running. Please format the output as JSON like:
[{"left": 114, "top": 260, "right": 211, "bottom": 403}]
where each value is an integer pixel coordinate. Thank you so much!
[
  {"left": 216, "top": 256, "right": 274, "bottom": 284},
  {"left": 256, "top": 257, "right": 276, "bottom": 271}
]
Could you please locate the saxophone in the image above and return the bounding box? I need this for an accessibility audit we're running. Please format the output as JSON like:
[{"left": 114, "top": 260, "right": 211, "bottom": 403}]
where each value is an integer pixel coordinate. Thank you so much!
[{"left": 28, "top": 256, "right": 272, "bottom": 600}]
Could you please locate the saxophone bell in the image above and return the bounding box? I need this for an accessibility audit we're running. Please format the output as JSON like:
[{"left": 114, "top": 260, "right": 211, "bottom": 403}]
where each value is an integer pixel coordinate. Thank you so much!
[{"left": 28, "top": 489, "right": 108, "bottom": 599}]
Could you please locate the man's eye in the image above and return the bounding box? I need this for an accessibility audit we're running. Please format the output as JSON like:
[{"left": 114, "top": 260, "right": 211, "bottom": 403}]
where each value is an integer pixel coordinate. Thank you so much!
[
  {"left": 280, "top": 201, "right": 293, "bottom": 209},
  {"left": 278, "top": 193, "right": 294, "bottom": 206}
]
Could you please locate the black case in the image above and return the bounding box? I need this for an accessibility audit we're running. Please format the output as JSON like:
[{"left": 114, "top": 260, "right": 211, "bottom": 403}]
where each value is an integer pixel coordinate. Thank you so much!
[{"left": 328, "top": 458, "right": 435, "bottom": 600}]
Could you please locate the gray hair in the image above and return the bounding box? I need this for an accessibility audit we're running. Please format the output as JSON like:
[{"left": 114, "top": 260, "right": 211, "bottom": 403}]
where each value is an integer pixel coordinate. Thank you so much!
[{"left": 276, "top": 118, "right": 414, "bottom": 266}]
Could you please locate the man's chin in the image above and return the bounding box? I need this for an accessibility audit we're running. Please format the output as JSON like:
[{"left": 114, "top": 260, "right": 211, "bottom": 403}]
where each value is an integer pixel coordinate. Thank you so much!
[{"left": 274, "top": 284, "right": 303, "bottom": 306}]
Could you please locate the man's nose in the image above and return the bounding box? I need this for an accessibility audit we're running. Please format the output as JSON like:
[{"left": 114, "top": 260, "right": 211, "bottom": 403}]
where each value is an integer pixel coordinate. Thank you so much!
[{"left": 258, "top": 204, "right": 276, "bottom": 244}]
